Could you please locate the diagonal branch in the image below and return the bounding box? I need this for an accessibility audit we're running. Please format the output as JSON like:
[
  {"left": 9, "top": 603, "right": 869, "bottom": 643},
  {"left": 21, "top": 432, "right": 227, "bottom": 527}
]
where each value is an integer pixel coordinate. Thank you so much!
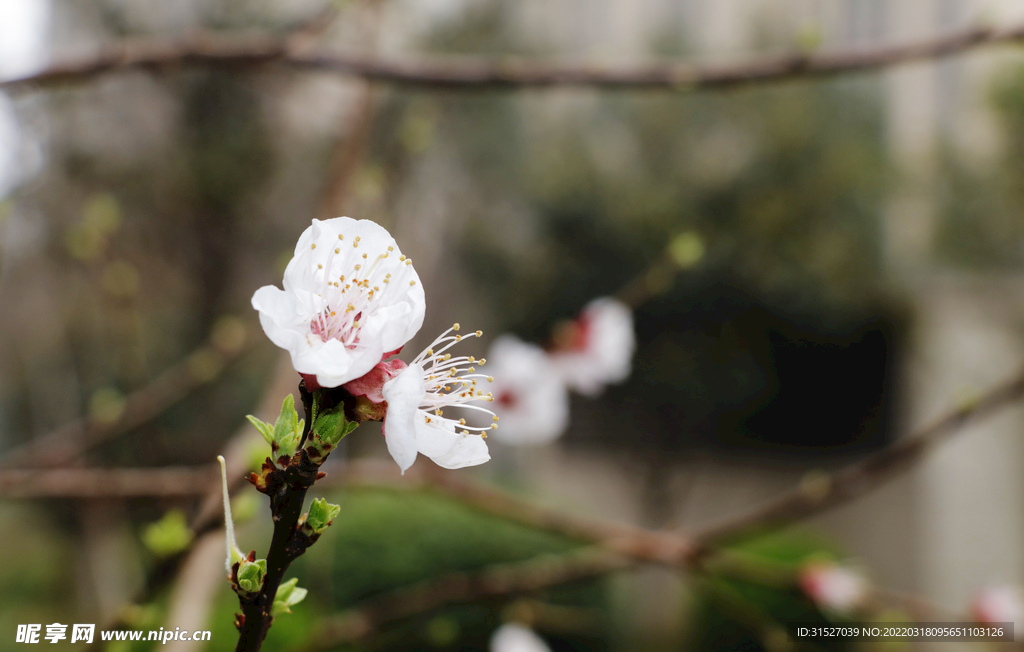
[
  {"left": 313, "top": 547, "right": 630, "bottom": 645},
  {"left": 691, "top": 366, "right": 1024, "bottom": 545},
  {"left": 5, "top": 22, "right": 1024, "bottom": 93},
  {"left": 2, "top": 321, "right": 256, "bottom": 468}
]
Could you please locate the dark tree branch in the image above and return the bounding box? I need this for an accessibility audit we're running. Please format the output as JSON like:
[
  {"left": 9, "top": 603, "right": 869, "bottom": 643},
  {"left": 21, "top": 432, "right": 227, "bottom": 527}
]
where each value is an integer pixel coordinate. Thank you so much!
[
  {"left": 691, "top": 366, "right": 1024, "bottom": 545},
  {"left": 314, "top": 547, "right": 631, "bottom": 645},
  {"left": 4, "top": 22, "right": 1024, "bottom": 93}
]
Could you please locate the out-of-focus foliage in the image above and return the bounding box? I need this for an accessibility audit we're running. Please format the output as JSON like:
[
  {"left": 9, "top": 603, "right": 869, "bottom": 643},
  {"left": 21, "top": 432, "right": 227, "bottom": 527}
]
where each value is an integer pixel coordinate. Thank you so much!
[
  {"left": 935, "top": 64, "right": 1024, "bottom": 268},
  {"left": 362, "top": 4, "right": 896, "bottom": 460},
  {"left": 688, "top": 531, "right": 859, "bottom": 652}
]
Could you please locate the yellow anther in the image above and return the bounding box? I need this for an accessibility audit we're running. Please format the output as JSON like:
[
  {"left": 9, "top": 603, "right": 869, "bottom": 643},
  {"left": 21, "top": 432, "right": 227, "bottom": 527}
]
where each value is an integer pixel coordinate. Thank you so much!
[
  {"left": 362, "top": 253, "right": 367, "bottom": 259},
  {"left": 388, "top": 246, "right": 394, "bottom": 251},
  {"left": 338, "top": 234, "right": 344, "bottom": 241},
  {"left": 487, "top": 376, "right": 494, "bottom": 382},
  {"left": 468, "top": 356, "right": 476, "bottom": 363},
  {"left": 455, "top": 335, "right": 461, "bottom": 341},
  {"left": 352, "top": 320, "right": 359, "bottom": 328},
  {"left": 453, "top": 323, "right": 460, "bottom": 331},
  {"left": 335, "top": 248, "right": 340, "bottom": 254},
  {"left": 479, "top": 358, "right": 487, "bottom": 365},
  {"left": 330, "top": 311, "right": 336, "bottom": 317},
  {"left": 425, "top": 417, "right": 432, "bottom": 423},
  {"left": 491, "top": 424, "right": 498, "bottom": 430},
  {"left": 410, "top": 280, "right": 416, "bottom": 286},
  {"left": 311, "top": 243, "right": 316, "bottom": 249},
  {"left": 461, "top": 430, "right": 469, "bottom": 435},
  {"left": 355, "top": 264, "right": 361, "bottom": 270},
  {"left": 493, "top": 416, "right": 499, "bottom": 421},
  {"left": 481, "top": 433, "right": 487, "bottom": 439},
  {"left": 399, "top": 255, "right": 406, "bottom": 261},
  {"left": 444, "top": 354, "right": 451, "bottom": 361},
  {"left": 427, "top": 349, "right": 434, "bottom": 356}
]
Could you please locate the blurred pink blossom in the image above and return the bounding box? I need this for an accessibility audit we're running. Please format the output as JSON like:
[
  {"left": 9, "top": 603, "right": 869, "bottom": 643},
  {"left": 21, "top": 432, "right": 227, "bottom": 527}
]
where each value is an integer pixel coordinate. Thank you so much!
[
  {"left": 973, "top": 585, "right": 1024, "bottom": 625},
  {"left": 550, "top": 297, "right": 635, "bottom": 397},
  {"left": 485, "top": 335, "right": 569, "bottom": 445},
  {"left": 799, "top": 561, "right": 868, "bottom": 614}
]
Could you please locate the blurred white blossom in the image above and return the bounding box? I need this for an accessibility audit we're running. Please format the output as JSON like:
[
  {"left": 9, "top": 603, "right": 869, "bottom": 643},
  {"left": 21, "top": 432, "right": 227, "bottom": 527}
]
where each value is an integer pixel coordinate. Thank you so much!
[
  {"left": 973, "top": 585, "right": 1024, "bottom": 625},
  {"left": 382, "top": 325, "right": 494, "bottom": 473},
  {"left": 490, "top": 623, "right": 551, "bottom": 652},
  {"left": 799, "top": 561, "right": 867, "bottom": 614},
  {"left": 251, "top": 217, "right": 425, "bottom": 388},
  {"left": 550, "top": 297, "right": 635, "bottom": 397},
  {"left": 485, "top": 335, "right": 569, "bottom": 446}
]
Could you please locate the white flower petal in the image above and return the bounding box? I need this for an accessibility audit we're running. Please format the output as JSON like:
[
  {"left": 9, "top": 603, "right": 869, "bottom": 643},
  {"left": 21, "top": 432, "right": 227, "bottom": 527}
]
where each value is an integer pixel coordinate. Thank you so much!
[
  {"left": 415, "top": 418, "right": 490, "bottom": 469},
  {"left": 252, "top": 216, "right": 426, "bottom": 387},
  {"left": 381, "top": 364, "right": 426, "bottom": 473},
  {"left": 551, "top": 297, "right": 635, "bottom": 397}
]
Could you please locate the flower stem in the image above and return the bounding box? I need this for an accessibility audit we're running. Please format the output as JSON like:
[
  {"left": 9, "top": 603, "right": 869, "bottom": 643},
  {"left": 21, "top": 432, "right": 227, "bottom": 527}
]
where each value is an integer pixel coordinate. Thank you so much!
[{"left": 234, "top": 383, "right": 317, "bottom": 652}]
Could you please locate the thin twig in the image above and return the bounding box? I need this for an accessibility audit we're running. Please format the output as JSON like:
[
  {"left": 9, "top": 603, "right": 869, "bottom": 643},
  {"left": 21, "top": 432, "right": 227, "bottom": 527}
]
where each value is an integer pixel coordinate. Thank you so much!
[
  {"left": 4, "top": 22, "right": 1024, "bottom": 93},
  {"left": 0, "top": 465, "right": 215, "bottom": 498},
  {"left": 692, "top": 366, "right": 1024, "bottom": 545},
  {"left": 313, "top": 547, "right": 630, "bottom": 645},
  {"left": 2, "top": 324, "right": 256, "bottom": 468}
]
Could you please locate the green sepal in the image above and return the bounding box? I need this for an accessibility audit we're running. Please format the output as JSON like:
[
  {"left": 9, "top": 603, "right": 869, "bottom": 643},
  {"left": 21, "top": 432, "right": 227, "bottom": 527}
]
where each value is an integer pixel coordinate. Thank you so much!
[
  {"left": 304, "top": 406, "right": 358, "bottom": 463},
  {"left": 306, "top": 498, "right": 341, "bottom": 533},
  {"left": 235, "top": 558, "right": 267, "bottom": 595},
  {"left": 271, "top": 578, "right": 308, "bottom": 616},
  {"left": 312, "top": 409, "right": 358, "bottom": 447}
]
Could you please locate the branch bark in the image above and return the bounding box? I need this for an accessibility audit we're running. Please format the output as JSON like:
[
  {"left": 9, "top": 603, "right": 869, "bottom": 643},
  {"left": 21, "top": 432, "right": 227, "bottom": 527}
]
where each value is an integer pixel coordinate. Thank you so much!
[{"left": 5, "top": 22, "right": 1024, "bottom": 93}]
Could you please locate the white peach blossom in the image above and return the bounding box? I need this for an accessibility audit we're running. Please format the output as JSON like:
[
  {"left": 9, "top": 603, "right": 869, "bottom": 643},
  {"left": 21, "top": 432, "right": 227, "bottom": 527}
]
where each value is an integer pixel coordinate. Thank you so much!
[
  {"left": 799, "top": 561, "right": 867, "bottom": 614},
  {"left": 381, "top": 325, "right": 495, "bottom": 473},
  {"left": 485, "top": 335, "right": 569, "bottom": 446},
  {"left": 550, "top": 297, "right": 635, "bottom": 397},
  {"left": 251, "top": 217, "right": 425, "bottom": 388},
  {"left": 973, "top": 585, "right": 1024, "bottom": 625}
]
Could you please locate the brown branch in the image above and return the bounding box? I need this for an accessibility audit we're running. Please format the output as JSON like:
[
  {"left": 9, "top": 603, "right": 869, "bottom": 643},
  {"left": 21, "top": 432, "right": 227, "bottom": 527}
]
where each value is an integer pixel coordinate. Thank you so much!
[
  {"left": 313, "top": 547, "right": 630, "bottom": 645},
  {"left": 334, "top": 460, "right": 697, "bottom": 565},
  {"left": 692, "top": 365, "right": 1024, "bottom": 545},
  {"left": 2, "top": 321, "right": 255, "bottom": 468},
  {"left": 0, "top": 465, "right": 216, "bottom": 498},
  {"left": 5, "top": 22, "right": 1024, "bottom": 93},
  {"left": 20, "top": 363, "right": 1024, "bottom": 640}
]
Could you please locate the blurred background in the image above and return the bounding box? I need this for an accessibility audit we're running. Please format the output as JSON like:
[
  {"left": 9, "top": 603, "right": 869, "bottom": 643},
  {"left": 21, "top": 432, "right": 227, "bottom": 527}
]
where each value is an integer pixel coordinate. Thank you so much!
[{"left": 3, "top": 0, "right": 1024, "bottom": 650}]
